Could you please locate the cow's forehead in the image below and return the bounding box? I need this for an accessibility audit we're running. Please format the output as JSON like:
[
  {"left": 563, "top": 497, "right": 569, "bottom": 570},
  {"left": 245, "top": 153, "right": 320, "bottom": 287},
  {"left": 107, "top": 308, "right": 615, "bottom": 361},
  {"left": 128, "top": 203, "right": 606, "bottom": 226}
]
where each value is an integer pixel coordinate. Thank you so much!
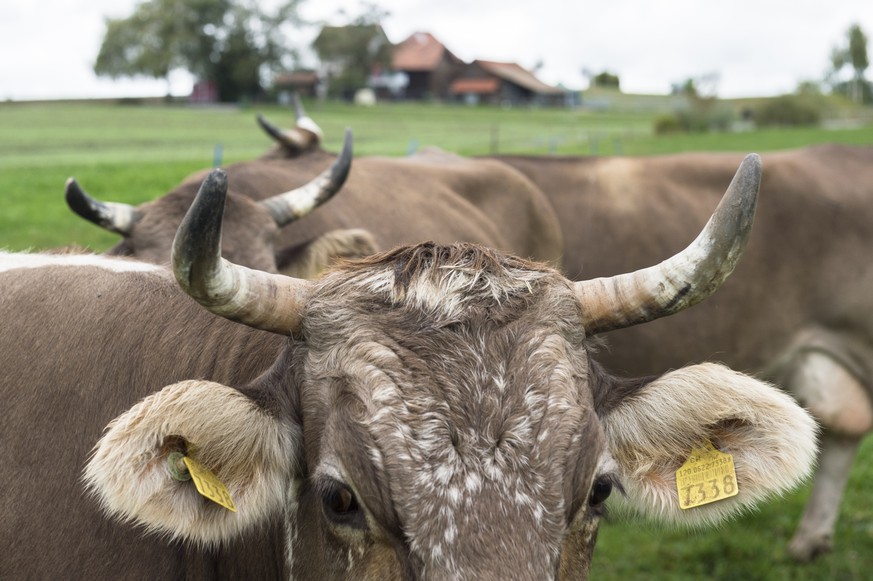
[
  {"left": 306, "top": 244, "right": 580, "bottom": 332},
  {"left": 301, "top": 244, "right": 594, "bottom": 470}
]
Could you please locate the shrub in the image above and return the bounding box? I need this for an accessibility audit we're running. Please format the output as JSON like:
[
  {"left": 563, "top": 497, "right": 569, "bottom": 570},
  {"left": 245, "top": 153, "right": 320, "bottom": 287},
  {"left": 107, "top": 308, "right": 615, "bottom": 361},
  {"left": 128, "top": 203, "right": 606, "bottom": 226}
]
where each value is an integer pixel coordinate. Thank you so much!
[
  {"left": 653, "top": 114, "right": 683, "bottom": 134},
  {"left": 653, "top": 107, "right": 735, "bottom": 135},
  {"left": 753, "top": 94, "right": 824, "bottom": 127}
]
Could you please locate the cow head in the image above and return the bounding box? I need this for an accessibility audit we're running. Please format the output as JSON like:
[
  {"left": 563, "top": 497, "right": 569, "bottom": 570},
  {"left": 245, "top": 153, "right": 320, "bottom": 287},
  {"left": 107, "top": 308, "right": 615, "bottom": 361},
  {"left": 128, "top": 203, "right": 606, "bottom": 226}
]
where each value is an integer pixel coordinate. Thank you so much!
[
  {"left": 64, "top": 130, "right": 354, "bottom": 274},
  {"left": 257, "top": 94, "right": 324, "bottom": 159},
  {"left": 85, "top": 155, "right": 817, "bottom": 579}
]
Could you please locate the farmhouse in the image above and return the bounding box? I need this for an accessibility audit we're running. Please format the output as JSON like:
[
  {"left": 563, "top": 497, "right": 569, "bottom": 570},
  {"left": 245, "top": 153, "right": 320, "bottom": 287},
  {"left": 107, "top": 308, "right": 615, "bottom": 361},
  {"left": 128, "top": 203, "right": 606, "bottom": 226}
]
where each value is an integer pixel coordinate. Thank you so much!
[
  {"left": 277, "top": 28, "right": 567, "bottom": 106},
  {"left": 450, "top": 60, "right": 566, "bottom": 106},
  {"left": 390, "top": 32, "right": 466, "bottom": 100}
]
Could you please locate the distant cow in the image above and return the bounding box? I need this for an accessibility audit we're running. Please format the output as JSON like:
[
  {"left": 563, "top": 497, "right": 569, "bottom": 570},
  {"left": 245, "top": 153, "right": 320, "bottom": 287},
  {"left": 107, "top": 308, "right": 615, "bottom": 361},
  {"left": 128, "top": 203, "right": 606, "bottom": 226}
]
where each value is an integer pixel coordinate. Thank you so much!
[
  {"left": 66, "top": 112, "right": 563, "bottom": 277},
  {"left": 65, "top": 131, "right": 377, "bottom": 277},
  {"left": 490, "top": 144, "right": 873, "bottom": 560},
  {"left": 255, "top": 94, "right": 326, "bottom": 160},
  {"left": 0, "top": 155, "right": 818, "bottom": 579}
]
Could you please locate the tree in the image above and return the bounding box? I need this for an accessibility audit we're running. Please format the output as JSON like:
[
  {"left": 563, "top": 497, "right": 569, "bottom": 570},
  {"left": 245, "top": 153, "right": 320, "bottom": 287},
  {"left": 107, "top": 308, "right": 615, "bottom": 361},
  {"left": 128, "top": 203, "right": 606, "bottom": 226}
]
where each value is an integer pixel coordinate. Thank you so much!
[
  {"left": 847, "top": 24, "right": 870, "bottom": 104},
  {"left": 311, "top": 3, "right": 393, "bottom": 100},
  {"left": 312, "top": 24, "right": 391, "bottom": 99},
  {"left": 591, "top": 71, "right": 620, "bottom": 90},
  {"left": 94, "top": 0, "right": 304, "bottom": 102},
  {"left": 827, "top": 23, "right": 870, "bottom": 104}
]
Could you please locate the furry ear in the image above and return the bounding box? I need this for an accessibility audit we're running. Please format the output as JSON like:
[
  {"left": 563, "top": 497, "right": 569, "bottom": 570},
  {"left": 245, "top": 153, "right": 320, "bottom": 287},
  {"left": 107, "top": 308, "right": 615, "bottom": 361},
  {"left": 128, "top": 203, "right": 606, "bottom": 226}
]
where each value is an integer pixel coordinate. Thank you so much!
[
  {"left": 601, "top": 363, "right": 818, "bottom": 527},
  {"left": 84, "top": 380, "right": 299, "bottom": 545}
]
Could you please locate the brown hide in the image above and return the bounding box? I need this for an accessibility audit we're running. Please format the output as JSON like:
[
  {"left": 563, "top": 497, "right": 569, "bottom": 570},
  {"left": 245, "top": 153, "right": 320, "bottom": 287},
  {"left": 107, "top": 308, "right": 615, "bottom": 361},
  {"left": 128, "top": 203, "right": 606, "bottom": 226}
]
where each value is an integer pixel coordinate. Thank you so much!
[
  {"left": 268, "top": 152, "right": 562, "bottom": 265},
  {"left": 491, "top": 144, "right": 873, "bottom": 381},
  {"left": 103, "top": 149, "right": 562, "bottom": 273},
  {"left": 0, "top": 260, "right": 287, "bottom": 580}
]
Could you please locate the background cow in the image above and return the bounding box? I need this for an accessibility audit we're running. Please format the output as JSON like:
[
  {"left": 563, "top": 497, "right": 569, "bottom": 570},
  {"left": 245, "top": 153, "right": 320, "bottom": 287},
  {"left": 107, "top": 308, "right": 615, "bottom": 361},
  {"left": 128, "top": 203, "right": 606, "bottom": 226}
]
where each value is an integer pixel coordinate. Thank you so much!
[
  {"left": 489, "top": 144, "right": 873, "bottom": 560},
  {"left": 0, "top": 155, "right": 818, "bottom": 578},
  {"left": 66, "top": 109, "right": 563, "bottom": 278},
  {"left": 65, "top": 130, "right": 377, "bottom": 277}
]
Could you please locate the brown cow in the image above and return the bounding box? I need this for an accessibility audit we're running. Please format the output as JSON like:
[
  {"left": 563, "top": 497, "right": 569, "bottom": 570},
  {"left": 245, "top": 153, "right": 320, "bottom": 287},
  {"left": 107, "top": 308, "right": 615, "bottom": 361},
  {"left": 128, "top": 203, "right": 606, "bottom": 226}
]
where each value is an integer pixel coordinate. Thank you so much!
[
  {"left": 65, "top": 130, "right": 377, "bottom": 278},
  {"left": 489, "top": 144, "right": 873, "bottom": 560},
  {"left": 0, "top": 254, "right": 289, "bottom": 579},
  {"left": 64, "top": 156, "right": 817, "bottom": 579},
  {"left": 66, "top": 113, "right": 563, "bottom": 277}
]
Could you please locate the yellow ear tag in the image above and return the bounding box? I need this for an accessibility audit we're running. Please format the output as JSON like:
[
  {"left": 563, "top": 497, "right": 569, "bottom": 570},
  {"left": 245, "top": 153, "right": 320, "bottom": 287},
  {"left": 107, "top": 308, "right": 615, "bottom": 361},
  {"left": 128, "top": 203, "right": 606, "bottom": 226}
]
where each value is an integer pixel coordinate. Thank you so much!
[
  {"left": 182, "top": 456, "right": 237, "bottom": 512},
  {"left": 675, "top": 440, "right": 738, "bottom": 510}
]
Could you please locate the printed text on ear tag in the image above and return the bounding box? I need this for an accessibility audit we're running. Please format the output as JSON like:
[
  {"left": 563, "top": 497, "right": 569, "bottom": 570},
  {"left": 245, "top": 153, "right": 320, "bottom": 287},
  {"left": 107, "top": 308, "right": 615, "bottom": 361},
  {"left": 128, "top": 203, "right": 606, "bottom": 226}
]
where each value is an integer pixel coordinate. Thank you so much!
[
  {"left": 182, "top": 456, "right": 237, "bottom": 512},
  {"left": 675, "top": 440, "right": 738, "bottom": 509}
]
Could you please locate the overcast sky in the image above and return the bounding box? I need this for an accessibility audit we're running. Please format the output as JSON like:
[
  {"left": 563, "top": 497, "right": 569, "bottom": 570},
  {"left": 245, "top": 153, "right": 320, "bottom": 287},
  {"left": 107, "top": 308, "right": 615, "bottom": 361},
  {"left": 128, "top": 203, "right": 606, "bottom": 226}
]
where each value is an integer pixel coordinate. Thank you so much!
[{"left": 1, "top": 0, "right": 870, "bottom": 101}]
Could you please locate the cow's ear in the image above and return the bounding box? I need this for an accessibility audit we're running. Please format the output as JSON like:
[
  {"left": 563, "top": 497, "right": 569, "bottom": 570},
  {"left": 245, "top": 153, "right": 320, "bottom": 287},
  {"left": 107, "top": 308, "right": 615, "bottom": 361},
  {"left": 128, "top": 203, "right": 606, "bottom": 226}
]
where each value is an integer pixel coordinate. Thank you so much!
[
  {"left": 84, "top": 380, "right": 299, "bottom": 545},
  {"left": 278, "top": 228, "right": 379, "bottom": 279},
  {"left": 600, "top": 363, "right": 817, "bottom": 527}
]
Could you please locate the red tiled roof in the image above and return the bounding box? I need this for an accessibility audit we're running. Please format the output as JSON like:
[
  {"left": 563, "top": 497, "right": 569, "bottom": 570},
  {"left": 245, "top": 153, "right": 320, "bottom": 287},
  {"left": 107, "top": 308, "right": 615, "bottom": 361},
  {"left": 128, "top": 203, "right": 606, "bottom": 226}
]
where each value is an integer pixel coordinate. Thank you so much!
[
  {"left": 393, "top": 32, "right": 448, "bottom": 71},
  {"left": 475, "top": 60, "right": 564, "bottom": 95},
  {"left": 450, "top": 77, "right": 500, "bottom": 94}
]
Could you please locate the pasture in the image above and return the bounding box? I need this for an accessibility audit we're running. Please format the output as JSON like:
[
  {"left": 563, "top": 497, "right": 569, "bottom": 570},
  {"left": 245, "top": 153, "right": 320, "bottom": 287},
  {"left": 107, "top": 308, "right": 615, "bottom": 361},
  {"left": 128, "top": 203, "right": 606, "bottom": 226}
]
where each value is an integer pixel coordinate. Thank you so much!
[{"left": 1, "top": 99, "right": 872, "bottom": 579}]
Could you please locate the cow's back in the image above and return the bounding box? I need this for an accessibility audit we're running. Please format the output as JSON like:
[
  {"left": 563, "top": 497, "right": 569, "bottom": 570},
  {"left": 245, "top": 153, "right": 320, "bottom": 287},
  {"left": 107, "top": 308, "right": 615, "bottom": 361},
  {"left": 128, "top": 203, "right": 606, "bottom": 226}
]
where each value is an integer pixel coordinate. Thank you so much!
[
  {"left": 494, "top": 145, "right": 873, "bottom": 377},
  {"left": 207, "top": 152, "right": 564, "bottom": 267}
]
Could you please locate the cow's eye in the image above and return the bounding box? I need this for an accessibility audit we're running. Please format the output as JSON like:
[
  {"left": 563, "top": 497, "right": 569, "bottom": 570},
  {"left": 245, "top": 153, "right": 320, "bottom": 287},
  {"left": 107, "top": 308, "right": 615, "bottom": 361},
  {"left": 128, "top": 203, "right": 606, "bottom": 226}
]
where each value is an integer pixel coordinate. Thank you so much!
[
  {"left": 589, "top": 474, "right": 614, "bottom": 507},
  {"left": 326, "top": 485, "right": 357, "bottom": 514},
  {"left": 320, "top": 480, "right": 365, "bottom": 528}
]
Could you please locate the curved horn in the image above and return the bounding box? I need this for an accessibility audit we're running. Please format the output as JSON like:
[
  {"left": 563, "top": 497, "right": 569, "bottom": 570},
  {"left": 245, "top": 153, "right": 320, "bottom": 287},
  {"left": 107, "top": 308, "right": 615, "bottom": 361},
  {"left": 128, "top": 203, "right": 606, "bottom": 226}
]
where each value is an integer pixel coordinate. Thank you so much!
[
  {"left": 290, "top": 92, "right": 306, "bottom": 119},
  {"left": 172, "top": 169, "right": 312, "bottom": 336},
  {"left": 290, "top": 93, "right": 324, "bottom": 140},
  {"left": 575, "top": 153, "right": 761, "bottom": 335},
  {"left": 256, "top": 96, "right": 323, "bottom": 154},
  {"left": 259, "top": 128, "right": 353, "bottom": 227},
  {"left": 64, "top": 178, "right": 141, "bottom": 235}
]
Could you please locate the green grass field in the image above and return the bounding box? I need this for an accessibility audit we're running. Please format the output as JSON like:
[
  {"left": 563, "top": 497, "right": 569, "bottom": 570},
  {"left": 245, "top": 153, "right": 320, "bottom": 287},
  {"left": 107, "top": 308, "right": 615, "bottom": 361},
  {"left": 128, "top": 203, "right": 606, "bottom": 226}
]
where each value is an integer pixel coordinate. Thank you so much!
[{"left": 2, "top": 99, "right": 873, "bottom": 579}]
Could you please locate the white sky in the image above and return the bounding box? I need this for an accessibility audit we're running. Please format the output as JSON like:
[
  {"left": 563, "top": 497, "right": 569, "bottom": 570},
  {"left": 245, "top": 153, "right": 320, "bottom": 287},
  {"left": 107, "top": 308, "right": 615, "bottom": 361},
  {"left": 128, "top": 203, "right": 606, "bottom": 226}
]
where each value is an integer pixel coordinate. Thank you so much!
[{"left": 1, "top": 0, "right": 870, "bottom": 101}]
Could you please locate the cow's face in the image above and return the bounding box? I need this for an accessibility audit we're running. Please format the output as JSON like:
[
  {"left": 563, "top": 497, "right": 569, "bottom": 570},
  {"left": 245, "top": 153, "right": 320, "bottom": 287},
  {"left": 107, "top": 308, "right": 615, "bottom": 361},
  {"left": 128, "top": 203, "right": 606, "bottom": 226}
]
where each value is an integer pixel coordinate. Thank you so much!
[
  {"left": 288, "top": 246, "right": 610, "bottom": 579},
  {"left": 109, "top": 190, "right": 281, "bottom": 272}
]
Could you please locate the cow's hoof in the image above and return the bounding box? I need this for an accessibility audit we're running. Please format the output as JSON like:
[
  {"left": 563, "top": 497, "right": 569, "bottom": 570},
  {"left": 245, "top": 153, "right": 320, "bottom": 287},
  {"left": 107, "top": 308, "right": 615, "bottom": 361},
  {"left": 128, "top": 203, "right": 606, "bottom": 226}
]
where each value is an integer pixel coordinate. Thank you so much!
[{"left": 787, "top": 534, "right": 832, "bottom": 562}]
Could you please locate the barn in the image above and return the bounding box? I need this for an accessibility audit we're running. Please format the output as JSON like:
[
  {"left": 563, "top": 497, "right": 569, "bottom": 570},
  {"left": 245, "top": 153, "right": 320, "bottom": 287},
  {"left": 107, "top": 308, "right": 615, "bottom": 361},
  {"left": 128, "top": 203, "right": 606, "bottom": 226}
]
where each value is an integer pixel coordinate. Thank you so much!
[
  {"left": 391, "top": 31, "right": 466, "bottom": 100},
  {"left": 450, "top": 60, "right": 566, "bottom": 106}
]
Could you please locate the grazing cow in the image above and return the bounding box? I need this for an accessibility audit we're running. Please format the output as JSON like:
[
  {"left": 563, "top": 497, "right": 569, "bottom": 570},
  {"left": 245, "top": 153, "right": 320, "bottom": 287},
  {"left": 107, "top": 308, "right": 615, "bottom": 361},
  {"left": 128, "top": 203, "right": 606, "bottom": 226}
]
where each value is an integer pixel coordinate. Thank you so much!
[
  {"left": 0, "top": 154, "right": 817, "bottom": 579},
  {"left": 489, "top": 144, "right": 873, "bottom": 560},
  {"left": 66, "top": 114, "right": 563, "bottom": 277}
]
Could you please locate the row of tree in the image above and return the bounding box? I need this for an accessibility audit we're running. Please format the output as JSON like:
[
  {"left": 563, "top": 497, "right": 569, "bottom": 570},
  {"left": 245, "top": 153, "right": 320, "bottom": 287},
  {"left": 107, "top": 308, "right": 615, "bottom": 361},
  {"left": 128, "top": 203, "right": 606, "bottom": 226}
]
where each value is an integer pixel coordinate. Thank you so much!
[{"left": 94, "top": 0, "right": 871, "bottom": 105}]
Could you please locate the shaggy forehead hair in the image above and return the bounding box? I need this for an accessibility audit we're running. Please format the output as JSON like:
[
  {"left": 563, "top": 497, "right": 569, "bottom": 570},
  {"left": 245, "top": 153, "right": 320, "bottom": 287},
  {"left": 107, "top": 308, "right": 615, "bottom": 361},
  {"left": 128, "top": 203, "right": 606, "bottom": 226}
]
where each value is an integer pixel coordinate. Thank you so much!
[
  {"left": 299, "top": 243, "right": 602, "bottom": 577},
  {"left": 312, "top": 242, "right": 569, "bottom": 325}
]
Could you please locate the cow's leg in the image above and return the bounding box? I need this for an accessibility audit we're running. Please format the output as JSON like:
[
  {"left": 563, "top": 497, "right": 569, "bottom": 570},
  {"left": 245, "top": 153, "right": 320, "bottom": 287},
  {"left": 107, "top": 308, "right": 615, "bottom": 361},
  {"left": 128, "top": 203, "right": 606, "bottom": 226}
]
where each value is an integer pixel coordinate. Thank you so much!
[
  {"left": 787, "top": 432, "right": 861, "bottom": 561},
  {"left": 783, "top": 350, "right": 872, "bottom": 561}
]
